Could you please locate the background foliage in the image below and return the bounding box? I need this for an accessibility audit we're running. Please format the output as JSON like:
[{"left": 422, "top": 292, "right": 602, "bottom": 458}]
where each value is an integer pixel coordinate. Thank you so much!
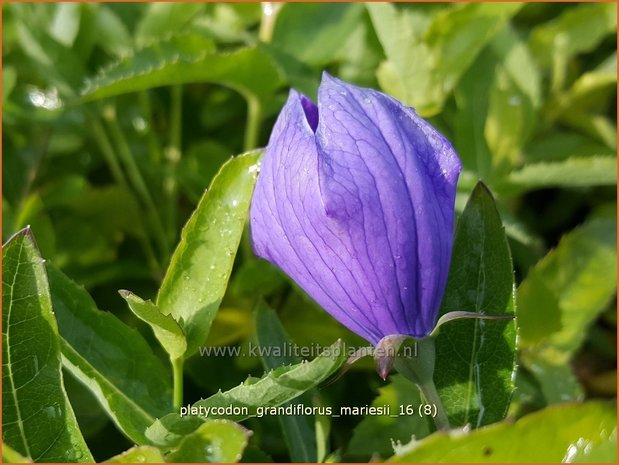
[{"left": 2, "top": 2, "right": 617, "bottom": 463}]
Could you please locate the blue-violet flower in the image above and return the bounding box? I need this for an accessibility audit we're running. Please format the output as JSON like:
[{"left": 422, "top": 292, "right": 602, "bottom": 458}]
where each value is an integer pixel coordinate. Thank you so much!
[{"left": 250, "top": 73, "right": 462, "bottom": 345}]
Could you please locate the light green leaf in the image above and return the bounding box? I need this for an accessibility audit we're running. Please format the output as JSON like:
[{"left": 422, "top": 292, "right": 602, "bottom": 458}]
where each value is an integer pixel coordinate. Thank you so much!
[
  {"left": 369, "top": 3, "right": 522, "bottom": 116},
  {"left": 434, "top": 183, "right": 517, "bottom": 428},
  {"left": 48, "top": 3, "right": 81, "bottom": 47},
  {"left": 254, "top": 301, "right": 316, "bottom": 462},
  {"left": 518, "top": 218, "right": 616, "bottom": 403},
  {"left": 119, "top": 290, "right": 186, "bottom": 361},
  {"left": 3, "top": 67, "right": 17, "bottom": 103},
  {"left": 81, "top": 36, "right": 282, "bottom": 104},
  {"left": 524, "top": 132, "right": 614, "bottom": 163},
  {"left": 136, "top": 3, "right": 204, "bottom": 46},
  {"left": 484, "top": 64, "right": 536, "bottom": 173},
  {"left": 570, "top": 429, "right": 617, "bottom": 463},
  {"left": 530, "top": 3, "right": 617, "bottom": 67},
  {"left": 2, "top": 443, "right": 30, "bottom": 463},
  {"left": 166, "top": 420, "right": 251, "bottom": 463},
  {"left": 347, "top": 375, "right": 429, "bottom": 461},
  {"left": 146, "top": 340, "right": 346, "bottom": 448},
  {"left": 105, "top": 446, "right": 165, "bottom": 463},
  {"left": 156, "top": 150, "right": 262, "bottom": 357},
  {"left": 518, "top": 218, "right": 617, "bottom": 354},
  {"left": 499, "top": 156, "right": 617, "bottom": 195},
  {"left": 389, "top": 402, "right": 616, "bottom": 462},
  {"left": 94, "top": 5, "right": 133, "bottom": 57},
  {"left": 2, "top": 228, "right": 93, "bottom": 462},
  {"left": 271, "top": 3, "right": 364, "bottom": 66},
  {"left": 47, "top": 264, "right": 173, "bottom": 445}
]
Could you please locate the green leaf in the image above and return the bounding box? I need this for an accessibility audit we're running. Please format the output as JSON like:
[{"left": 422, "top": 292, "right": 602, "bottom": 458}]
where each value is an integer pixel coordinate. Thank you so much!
[
  {"left": 2, "top": 228, "right": 93, "bottom": 462},
  {"left": 48, "top": 3, "right": 81, "bottom": 47},
  {"left": 498, "top": 157, "right": 617, "bottom": 195},
  {"left": 135, "top": 3, "right": 204, "bottom": 46},
  {"left": 346, "top": 375, "right": 429, "bottom": 461},
  {"left": 105, "top": 446, "right": 165, "bottom": 463},
  {"left": 166, "top": 420, "right": 251, "bottom": 463},
  {"left": 518, "top": 218, "right": 616, "bottom": 356},
  {"left": 369, "top": 3, "right": 522, "bottom": 116},
  {"left": 146, "top": 340, "right": 347, "bottom": 448},
  {"left": 530, "top": 3, "right": 617, "bottom": 67},
  {"left": 2, "top": 443, "right": 30, "bottom": 463},
  {"left": 271, "top": 3, "right": 364, "bottom": 66},
  {"left": 570, "top": 429, "right": 617, "bottom": 463},
  {"left": 119, "top": 290, "right": 187, "bottom": 361},
  {"left": 434, "top": 183, "right": 517, "bottom": 427},
  {"left": 47, "top": 264, "right": 173, "bottom": 445},
  {"left": 156, "top": 150, "right": 262, "bottom": 357},
  {"left": 254, "top": 301, "right": 316, "bottom": 462},
  {"left": 388, "top": 401, "right": 616, "bottom": 462},
  {"left": 81, "top": 36, "right": 282, "bottom": 105}
]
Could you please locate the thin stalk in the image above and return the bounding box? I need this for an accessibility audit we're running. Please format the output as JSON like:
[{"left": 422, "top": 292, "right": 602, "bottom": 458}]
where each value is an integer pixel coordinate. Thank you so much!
[
  {"left": 102, "top": 104, "right": 169, "bottom": 259},
  {"left": 138, "top": 91, "right": 162, "bottom": 164},
  {"left": 417, "top": 380, "right": 451, "bottom": 431},
  {"left": 244, "top": 95, "right": 263, "bottom": 152},
  {"left": 90, "top": 113, "right": 161, "bottom": 275},
  {"left": 258, "top": 2, "right": 283, "bottom": 43},
  {"left": 172, "top": 357, "right": 184, "bottom": 411},
  {"left": 90, "top": 118, "right": 128, "bottom": 188},
  {"left": 164, "top": 85, "right": 182, "bottom": 239}
]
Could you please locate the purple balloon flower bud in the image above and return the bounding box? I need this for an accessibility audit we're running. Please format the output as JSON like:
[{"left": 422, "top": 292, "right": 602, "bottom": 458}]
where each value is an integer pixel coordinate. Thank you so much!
[{"left": 250, "top": 73, "right": 462, "bottom": 345}]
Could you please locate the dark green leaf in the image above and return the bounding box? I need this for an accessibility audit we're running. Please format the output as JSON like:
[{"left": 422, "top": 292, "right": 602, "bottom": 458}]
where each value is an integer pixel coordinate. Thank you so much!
[
  {"left": 157, "top": 150, "right": 262, "bottom": 357},
  {"left": 389, "top": 401, "right": 616, "bottom": 462},
  {"left": 81, "top": 37, "right": 282, "bottom": 105},
  {"left": 2, "top": 228, "right": 93, "bottom": 462},
  {"left": 254, "top": 301, "right": 316, "bottom": 462},
  {"left": 47, "top": 264, "right": 173, "bottom": 445},
  {"left": 271, "top": 3, "right": 364, "bottom": 66},
  {"left": 434, "top": 183, "right": 517, "bottom": 427}
]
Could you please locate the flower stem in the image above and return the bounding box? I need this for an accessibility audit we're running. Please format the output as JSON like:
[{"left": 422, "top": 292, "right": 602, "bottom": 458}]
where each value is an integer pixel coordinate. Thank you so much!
[
  {"left": 244, "top": 95, "right": 263, "bottom": 152},
  {"left": 417, "top": 379, "right": 451, "bottom": 431},
  {"left": 172, "top": 357, "right": 184, "bottom": 411},
  {"left": 393, "top": 337, "right": 451, "bottom": 431}
]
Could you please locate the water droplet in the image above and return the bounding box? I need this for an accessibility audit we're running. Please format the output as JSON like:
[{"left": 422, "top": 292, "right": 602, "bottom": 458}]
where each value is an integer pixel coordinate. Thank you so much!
[{"left": 184, "top": 275, "right": 191, "bottom": 281}]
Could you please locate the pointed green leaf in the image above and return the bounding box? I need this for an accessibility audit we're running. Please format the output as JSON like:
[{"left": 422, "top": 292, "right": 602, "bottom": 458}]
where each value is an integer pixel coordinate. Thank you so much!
[
  {"left": 255, "top": 301, "right": 316, "bottom": 462},
  {"left": 47, "top": 264, "right": 173, "bottom": 445},
  {"left": 389, "top": 402, "right": 616, "bottom": 462},
  {"left": 156, "top": 150, "right": 262, "bottom": 357},
  {"left": 2, "top": 229, "right": 93, "bottom": 462},
  {"left": 105, "top": 446, "right": 165, "bottom": 463},
  {"left": 81, "top": 35, "right": 282, "bottom": 104},
  {"left": 119, "top": 290, "right": 186, "bottom": 361},
  {"left": 498, "top": 156, "right": 617, "bottom": 195},
  {"left": 146, "top": 340, "right": 346, "bottom": 448},
  {"left": 434, "top": 183, "right": 517, "bottom": 428},
  {"left": 166, "top": 420, "right": 251, "bottom": 463}
]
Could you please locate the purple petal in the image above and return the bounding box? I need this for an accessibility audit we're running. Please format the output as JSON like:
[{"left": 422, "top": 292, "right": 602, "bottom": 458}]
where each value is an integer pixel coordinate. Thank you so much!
[
  {"left": 250, "top": 74, "right": 461, "bottom": 344},
  {"left": 250, "top": 90, "right": 384, "bottom": 343}
]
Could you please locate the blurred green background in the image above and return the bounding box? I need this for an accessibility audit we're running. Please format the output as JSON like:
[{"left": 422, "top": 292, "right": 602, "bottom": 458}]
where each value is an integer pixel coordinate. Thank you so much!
[{"left": 2, "top": 2, "right": 617, "bottom": 462}]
